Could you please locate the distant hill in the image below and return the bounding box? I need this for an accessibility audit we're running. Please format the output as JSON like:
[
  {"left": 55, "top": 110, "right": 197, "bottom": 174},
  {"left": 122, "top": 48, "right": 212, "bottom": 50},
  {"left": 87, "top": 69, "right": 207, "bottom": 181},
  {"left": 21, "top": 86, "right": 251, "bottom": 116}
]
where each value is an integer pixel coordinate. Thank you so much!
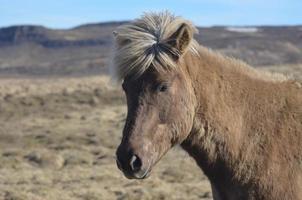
[{"left": 0, "top": 22, "right": 301, "bottom": 76}]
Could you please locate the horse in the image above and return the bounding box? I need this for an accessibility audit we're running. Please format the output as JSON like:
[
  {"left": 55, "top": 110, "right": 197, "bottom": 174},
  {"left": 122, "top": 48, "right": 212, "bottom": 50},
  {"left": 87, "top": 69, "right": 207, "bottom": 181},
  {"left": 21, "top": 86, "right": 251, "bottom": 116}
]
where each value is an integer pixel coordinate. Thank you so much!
[{"left": 112, "top": 11, "right": 302, "bottom": 200}]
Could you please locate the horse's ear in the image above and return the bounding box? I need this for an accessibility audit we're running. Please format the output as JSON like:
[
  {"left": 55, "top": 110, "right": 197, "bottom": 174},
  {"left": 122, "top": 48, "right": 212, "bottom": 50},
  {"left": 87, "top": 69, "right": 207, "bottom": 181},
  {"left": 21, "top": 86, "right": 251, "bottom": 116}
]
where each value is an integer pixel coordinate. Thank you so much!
[
  {"left": 166, "top": 23, "right": 193, "bottom": 56},
  {"left": 113, "top": 30, "right": 132, "bottom": 46}
]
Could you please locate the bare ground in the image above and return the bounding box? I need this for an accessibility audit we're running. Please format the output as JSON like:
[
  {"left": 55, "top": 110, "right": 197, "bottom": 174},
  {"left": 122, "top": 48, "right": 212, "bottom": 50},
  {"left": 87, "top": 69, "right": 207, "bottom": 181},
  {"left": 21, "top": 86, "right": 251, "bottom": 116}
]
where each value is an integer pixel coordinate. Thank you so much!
[{"left": 0, "top": 64, "right": 300, "bottom": 200}]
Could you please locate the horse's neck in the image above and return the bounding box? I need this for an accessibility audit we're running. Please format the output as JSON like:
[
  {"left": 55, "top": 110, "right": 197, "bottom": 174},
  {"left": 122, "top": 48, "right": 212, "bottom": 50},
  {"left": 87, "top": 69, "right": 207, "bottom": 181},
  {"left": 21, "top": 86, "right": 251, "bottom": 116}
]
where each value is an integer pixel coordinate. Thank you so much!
[
  {"left": 181, "top": 46, "right": 302, "bottom": 199},
  {"left": 181, "top": 47, "right": 254, "bottom": 172},
  {"left": 181, "top": 47, "right": 282, "bottom": 184}
]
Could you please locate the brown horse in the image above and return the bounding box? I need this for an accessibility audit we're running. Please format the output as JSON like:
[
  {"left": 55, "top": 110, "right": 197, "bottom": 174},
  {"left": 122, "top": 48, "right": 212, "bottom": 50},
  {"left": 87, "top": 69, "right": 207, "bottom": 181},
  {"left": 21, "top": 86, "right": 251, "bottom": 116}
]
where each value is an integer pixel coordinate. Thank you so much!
[{"left": 113, "top": 12, "right": 302, "bottom": 200}]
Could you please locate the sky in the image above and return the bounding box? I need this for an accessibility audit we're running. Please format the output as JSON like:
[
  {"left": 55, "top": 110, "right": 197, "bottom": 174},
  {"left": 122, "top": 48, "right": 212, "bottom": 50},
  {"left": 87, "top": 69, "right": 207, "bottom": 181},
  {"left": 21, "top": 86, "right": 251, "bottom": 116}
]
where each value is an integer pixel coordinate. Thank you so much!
[{"left": 1, "top": 0, "right": 301, "bottom": 29}]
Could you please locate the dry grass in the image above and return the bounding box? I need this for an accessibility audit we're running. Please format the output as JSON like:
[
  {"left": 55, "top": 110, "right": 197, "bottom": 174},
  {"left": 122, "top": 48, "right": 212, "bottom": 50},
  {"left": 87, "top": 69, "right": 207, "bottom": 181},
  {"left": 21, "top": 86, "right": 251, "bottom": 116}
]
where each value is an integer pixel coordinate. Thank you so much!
[{"left": 0, "top": 64, "right": 300, "bottom": 200}]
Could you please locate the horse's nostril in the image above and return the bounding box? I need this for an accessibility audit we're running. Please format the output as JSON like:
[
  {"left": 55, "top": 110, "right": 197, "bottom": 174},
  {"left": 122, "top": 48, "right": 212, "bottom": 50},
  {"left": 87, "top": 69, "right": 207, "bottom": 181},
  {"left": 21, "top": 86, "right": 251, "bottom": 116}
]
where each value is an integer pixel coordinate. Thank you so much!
[{"left": 129, "top": 155, "right": 142, "bottom": 172}]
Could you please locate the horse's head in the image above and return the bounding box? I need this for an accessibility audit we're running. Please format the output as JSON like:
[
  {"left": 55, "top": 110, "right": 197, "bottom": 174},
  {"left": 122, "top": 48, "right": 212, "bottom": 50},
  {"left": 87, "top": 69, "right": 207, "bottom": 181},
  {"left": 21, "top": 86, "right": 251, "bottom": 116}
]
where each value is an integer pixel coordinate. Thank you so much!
[
  {"left": 113, "top": 12, "right": 198, "bottom": 179},
  {"left": 116, "top": 67, "right": 197, "bottom": 179}
]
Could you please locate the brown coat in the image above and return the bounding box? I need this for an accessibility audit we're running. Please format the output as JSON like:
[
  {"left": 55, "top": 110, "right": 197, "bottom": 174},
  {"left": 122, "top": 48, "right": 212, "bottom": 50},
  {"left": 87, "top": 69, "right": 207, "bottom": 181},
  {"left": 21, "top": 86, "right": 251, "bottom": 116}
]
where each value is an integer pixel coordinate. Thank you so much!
[{"left": 181, "top": 46, "right": 302, "bottom": 199}]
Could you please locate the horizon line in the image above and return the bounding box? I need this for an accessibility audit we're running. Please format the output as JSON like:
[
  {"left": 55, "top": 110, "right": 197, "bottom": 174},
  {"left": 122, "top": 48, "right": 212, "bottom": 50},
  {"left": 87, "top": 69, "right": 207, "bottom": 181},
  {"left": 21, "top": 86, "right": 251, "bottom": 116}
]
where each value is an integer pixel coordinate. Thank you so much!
[{"left": 1, "top": 20, "right": 302, "bottom": 30}]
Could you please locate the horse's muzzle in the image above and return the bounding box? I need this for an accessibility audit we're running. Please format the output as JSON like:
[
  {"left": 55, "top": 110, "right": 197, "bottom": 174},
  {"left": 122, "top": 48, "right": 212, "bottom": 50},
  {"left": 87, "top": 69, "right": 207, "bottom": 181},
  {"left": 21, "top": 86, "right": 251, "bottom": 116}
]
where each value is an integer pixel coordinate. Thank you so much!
[{"left": 116, "top": 146, "right": 151, "bottom": 179}]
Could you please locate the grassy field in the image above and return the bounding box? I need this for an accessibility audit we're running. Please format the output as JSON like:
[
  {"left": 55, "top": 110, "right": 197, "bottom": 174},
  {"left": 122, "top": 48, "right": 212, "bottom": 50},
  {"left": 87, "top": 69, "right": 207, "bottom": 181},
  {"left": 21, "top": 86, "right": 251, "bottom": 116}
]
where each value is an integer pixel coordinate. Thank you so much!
[{"left": 0, "top": 65, "right": 300, "bottom": 200}]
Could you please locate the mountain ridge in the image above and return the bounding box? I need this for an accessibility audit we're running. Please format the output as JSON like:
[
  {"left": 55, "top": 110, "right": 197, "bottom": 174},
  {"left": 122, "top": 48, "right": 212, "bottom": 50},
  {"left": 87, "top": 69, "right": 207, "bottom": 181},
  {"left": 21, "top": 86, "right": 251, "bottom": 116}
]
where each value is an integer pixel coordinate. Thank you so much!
[{"left": 0, "top": 22, "right": 301, "bottom": 76}]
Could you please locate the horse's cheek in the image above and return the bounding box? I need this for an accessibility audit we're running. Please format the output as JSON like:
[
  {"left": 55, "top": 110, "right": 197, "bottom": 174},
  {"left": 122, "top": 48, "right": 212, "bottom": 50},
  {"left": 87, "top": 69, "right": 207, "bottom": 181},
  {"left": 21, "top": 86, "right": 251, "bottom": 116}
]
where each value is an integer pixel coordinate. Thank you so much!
[{"left": 178, "top": 94, "right": 195, "bottom": 137}]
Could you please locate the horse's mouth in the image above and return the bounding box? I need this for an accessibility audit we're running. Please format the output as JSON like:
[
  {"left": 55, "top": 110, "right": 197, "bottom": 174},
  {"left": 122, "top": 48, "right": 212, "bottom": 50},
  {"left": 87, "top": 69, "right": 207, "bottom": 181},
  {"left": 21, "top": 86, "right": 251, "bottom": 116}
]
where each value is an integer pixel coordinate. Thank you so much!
[
  {"left": 123, "top": 165, "right": 152, "bottom": 180},
  {"left": 125, "top": 171, "right": 150, "bottom": 179}
]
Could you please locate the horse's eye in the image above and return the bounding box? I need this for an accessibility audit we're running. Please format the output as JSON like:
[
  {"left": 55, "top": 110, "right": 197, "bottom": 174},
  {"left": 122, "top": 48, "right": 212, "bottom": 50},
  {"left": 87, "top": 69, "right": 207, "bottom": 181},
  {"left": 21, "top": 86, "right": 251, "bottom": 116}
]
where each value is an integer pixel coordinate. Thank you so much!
[{"left": 157, "top": 83, "right": 168, "bottom": 92}]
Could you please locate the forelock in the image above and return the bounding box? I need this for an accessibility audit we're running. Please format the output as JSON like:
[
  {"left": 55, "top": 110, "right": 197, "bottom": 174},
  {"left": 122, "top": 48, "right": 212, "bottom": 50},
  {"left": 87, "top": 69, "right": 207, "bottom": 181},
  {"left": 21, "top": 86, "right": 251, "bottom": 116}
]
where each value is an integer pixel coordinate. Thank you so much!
[{"left": 111, "top": 11, "right": 199, "bottom": 81}]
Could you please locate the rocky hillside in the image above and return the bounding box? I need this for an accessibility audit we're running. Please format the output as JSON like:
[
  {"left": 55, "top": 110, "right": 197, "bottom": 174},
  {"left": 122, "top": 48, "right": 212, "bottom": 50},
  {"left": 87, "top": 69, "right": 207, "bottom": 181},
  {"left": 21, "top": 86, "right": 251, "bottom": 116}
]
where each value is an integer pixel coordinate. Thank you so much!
[{"left": 0, "top": 23, "right": 301, "bottom": 76}]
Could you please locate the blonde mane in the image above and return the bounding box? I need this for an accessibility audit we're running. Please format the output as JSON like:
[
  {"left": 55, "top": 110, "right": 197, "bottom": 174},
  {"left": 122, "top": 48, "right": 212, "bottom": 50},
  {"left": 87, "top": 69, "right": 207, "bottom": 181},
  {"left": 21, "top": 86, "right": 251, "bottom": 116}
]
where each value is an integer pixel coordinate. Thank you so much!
[{"left": 112, "top": 11, "right": 199, "bottom": 80}]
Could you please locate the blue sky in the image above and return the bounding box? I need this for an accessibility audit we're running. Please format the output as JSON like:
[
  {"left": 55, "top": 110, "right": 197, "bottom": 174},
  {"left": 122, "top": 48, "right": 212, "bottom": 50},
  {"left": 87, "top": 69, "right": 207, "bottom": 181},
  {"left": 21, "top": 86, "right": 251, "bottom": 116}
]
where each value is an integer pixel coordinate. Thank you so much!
[{"left": 1, "top": 0, "right": 301, "bottom": 28}]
